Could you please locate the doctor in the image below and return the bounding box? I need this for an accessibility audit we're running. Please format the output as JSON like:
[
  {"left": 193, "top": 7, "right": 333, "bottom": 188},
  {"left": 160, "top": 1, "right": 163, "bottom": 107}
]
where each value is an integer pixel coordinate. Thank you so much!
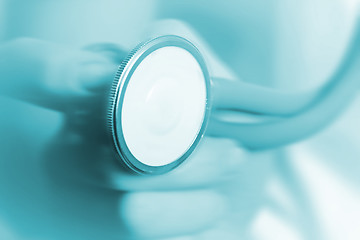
[{"left": 0, "top": 1, "right": 244, "bottom": 239}]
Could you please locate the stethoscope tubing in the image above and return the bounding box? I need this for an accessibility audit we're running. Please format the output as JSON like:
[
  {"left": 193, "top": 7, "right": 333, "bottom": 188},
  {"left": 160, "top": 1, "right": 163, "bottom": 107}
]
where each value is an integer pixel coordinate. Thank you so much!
[
  {"left": 208, "top": 16, "right": 360, "bottom": 149},
  {"left": 107, "top": 16, "right": 360, "bottom": 173}
]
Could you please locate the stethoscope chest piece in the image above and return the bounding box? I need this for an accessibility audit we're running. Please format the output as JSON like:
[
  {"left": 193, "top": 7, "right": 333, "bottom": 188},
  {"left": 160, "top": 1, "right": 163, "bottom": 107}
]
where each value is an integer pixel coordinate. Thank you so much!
[{"left": 108, "top": 35, "right": 211, "bottom": 174}]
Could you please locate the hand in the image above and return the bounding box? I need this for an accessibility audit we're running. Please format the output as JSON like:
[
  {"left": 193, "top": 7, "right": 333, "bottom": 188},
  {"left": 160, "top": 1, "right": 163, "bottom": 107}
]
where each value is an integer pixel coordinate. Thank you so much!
[{"left": 0, "top": 38, "right": 250, "bottom": 240}]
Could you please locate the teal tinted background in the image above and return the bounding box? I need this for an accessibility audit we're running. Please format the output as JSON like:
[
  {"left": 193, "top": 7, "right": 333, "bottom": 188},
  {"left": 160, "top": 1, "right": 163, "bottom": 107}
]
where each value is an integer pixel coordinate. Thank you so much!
[{"left": 0, "top": 0, "right": 360, "bottom": 239}]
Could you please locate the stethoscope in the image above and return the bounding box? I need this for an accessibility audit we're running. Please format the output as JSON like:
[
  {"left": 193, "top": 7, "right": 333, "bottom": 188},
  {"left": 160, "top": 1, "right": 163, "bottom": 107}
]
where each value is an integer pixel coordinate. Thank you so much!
[{"left": 107, "top": 21, "right": 360, "bottom": 175}]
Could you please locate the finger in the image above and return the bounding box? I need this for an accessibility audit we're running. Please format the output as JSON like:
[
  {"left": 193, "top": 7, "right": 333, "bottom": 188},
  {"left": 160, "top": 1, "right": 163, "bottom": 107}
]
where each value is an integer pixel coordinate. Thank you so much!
[
  {"left": 83, "top": 42, "right": 128, "bottom": 66},
  {"left": 120, "top": 190, "right": 227, "bottom": 239},
  {"left": 0, "top": 38, "right": 121, "bottom": 111},
  {"left": 96, "top": 137, "right": 246, "bottom": 191},
  {"left": 42, "top": 127, "right": 229, "bottom": 240}
]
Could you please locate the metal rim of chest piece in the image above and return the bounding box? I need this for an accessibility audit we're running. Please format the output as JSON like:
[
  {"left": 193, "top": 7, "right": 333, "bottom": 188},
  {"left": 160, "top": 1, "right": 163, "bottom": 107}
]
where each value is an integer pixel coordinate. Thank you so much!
[{"left": 107, "top": 35, "right": 211, "bottom": 175}]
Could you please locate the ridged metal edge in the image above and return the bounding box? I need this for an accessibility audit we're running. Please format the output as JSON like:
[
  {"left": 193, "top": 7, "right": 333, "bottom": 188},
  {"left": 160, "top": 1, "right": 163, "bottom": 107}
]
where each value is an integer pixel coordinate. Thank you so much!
[{"left": 107, "top": 39, "right": 152, "bottom": 146}]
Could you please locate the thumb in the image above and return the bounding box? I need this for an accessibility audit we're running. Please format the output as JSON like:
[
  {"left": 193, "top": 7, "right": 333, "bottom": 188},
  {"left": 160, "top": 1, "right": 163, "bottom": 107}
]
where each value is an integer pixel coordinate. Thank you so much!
[{"left": 79, "top": 43, "right": 128, "bottom": 93}]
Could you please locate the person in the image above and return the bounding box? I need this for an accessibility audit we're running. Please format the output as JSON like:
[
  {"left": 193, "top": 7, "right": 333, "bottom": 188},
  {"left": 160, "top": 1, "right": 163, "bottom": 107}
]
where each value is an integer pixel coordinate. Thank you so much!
[
  {"left": 0, "top": 1, "right": 247, "bottom": 239},
  {"left": 0, "top": 0, "right": 359, "bottom": 239}
]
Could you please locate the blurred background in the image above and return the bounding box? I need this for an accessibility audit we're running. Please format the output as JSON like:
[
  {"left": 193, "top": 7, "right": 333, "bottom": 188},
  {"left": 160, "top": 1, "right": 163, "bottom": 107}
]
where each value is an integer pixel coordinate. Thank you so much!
[{"left": 0, "top": 0, "right": 359, "bottom": 239}]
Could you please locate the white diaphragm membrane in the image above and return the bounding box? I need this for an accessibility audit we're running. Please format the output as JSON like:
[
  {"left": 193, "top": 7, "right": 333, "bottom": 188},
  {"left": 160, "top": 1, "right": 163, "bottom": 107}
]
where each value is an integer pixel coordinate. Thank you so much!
[{"left": 121, "top": 46, "right": 207, "bottom": 167}]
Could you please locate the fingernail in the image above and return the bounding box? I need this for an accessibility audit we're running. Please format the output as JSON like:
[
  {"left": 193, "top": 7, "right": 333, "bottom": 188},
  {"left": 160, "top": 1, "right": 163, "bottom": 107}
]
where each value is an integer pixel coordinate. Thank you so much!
[{"left": 79, "top": 60, "right": 118, "bottom": 92}]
